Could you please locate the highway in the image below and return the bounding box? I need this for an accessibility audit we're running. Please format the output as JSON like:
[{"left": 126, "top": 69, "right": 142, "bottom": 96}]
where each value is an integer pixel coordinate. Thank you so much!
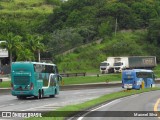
[
  {"left": 76, "top": 90, "right": 160, "bottom": 120},
  {"left": 0, "top": 87, "right": 122, "bottom": 111},
  {"left": 1, "top": 84, "right": 160, "bottom": 120}
]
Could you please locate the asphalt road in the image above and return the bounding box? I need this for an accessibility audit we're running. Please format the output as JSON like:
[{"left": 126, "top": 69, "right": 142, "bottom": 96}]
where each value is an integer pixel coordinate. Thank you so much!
[
  {"left": 0, "top": 87, "right": 122, "bottom": 112},
  {"left": 77, "top": 90, "right": 160, "bottom": 120}
]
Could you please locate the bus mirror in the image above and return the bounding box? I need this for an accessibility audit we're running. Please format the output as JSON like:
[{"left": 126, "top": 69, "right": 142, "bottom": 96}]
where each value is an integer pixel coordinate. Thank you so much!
[
  {"left": 58, "top": 75, "right": 62, "bottom": 81},
  {"left": 154, "top": 74, "right": 157, "bottom": 79}
]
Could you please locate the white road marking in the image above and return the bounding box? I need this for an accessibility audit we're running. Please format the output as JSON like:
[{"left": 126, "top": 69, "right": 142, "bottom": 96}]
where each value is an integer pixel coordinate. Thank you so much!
[
  {"left": 76, "top": 94, "right": 140, "bottom": 120},
  {"left": 77, "top": 99, "right": 121, "bottom": 120}
]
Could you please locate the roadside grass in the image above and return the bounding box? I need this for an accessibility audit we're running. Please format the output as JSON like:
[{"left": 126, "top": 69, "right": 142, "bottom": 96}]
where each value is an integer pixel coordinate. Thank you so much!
[
  {"left": 27, "top": 87, "right": 160, "bottom": 120},
  {"left": 0, "top": 74, "right": 121, "bottom": 88},
  {"left": 0, "top": 81, "right": 10, "bottom": 88},
  {"left": 61, "top": 74, "right": 121, "bottom": 85}
]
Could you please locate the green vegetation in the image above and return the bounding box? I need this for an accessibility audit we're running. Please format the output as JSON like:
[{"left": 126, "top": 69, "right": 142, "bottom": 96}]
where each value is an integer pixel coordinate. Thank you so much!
[
  {"left": 62, "top": 74, "right": 121, "bottom": 85},
  {"left": 46, "top": 0, "right": 160, "bottom": 56},
  {"left": 0, "top": 0, "right": 160, "bottom": 73},
  {"left": 0, "top": 81, "right": 10, "bottom": 88},
  {"left": 0, "top": 74, "right": 121, "bottom": 88},
  {"left": 56, "top": 30, "right": 158, "bottom": 72},
  {"left": 27, "top": 88, "right": 160, "bottom": 120},
  {"left": 0, "top": 0, "right": 59, "bottom": 62}
]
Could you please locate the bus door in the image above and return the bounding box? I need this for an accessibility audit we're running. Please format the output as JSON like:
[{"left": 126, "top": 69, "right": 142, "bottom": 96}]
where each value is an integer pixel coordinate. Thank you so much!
[
  {"left": 145, "top": 78, "right": 154, "bottom": 88},
  {"left": 50, "top": 74, "right": 54, "bottom": 93},
  {"left": 143, "top": 78, "right": 148, "bottom": 88},
  {"left": 50, "top": 74, "right": 58, "bottom": 95}
]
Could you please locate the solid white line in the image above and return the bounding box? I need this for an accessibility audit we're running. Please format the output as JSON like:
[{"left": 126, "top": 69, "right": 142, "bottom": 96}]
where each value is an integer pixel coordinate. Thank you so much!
[
  {"left": 77, "top": 94, "right": 141, "bottom": 120},
  {"left": 77, "top": 99, "right": 121, "bottom": 120}
]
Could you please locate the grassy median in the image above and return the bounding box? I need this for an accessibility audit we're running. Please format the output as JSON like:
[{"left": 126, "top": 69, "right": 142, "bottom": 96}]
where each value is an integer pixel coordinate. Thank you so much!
[
  {"left": 0, "top": 74, "right": 121, "bottom": 88},
  {"left": 61, "top": 74, "right": 121, "bottom": 85},
  {"left": 0, "top": 81, "right": 10, "bottom": 88},
  {"left": 27, "top": 87, "right": 160, "bottom": 120}
]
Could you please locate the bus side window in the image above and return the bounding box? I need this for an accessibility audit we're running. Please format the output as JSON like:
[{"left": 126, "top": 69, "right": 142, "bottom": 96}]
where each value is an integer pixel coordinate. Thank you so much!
[
  {"left": 55, "top": 66, "right": 59, "bottom": 74},
  {"left": 45, "top": 65, "right": 53, "bottom": 73},
  {"left": 52, "top": 66, "right": 56, "bottom": 74},
  {"left": 50, "top": 75, "right": 54, "bottom": 86},
  {"left": 42, "top": 65, "right": 46, "bottom": 73}
]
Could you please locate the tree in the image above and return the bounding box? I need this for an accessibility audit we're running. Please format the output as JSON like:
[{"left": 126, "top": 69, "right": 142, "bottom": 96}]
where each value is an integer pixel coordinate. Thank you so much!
[
  {"left": 131, "top": 1, "right": 158, "bottom": 28},
  {"left": 48, "top": 27, "right": 83, "bottom": 55},
  {"left": 147, "top": 18, "right": 160, "bottom": 45},
  {"left": 25, "top": 34, "right": 45, "bottom": 62},
  {"left": 16, "top": 49, "right": 35, "bottom": 61},
  {"left": 0, "top": 32, "right": 22, "bottom": 64},
  {"left": 98, "top": 21, "right": 113, "bottom": 37},
  {"left": 97, "top": 3, "right": 133, "bottom": 29}
]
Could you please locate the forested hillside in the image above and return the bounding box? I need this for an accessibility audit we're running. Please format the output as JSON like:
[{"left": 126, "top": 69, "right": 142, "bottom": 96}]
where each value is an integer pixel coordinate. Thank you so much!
[
  {"left": 0, "top": 0, "right": 160, "bottom": 72},
  {"left": 0, "top": 0, "right": 61, "bottom": 63}
]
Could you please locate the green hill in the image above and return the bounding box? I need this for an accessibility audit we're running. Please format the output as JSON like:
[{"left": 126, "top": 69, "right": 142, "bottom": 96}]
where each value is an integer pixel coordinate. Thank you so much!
[
  {"left": 0, "top": 0, "right": 61, "bottom": 63},
  {"left": 0, "top": 0, "right": 160, "bottom": 73},
  {"left": 55, "top": 30, "right": 155, "bottom": 73},
  {"left": 0, "top": 0, "right": 56, "bottom": 36}
]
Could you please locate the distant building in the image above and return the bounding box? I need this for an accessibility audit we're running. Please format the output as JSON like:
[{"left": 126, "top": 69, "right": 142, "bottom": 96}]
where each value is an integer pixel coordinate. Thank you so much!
[
  {"left": 61, "top": 0, "right": 68, "bottom": 2},
  {"left": 0, "top": 41, "right": 9, "bottom": 66},
  {"left": 0, "top": 41, "right": 10, "bottom": 74}
]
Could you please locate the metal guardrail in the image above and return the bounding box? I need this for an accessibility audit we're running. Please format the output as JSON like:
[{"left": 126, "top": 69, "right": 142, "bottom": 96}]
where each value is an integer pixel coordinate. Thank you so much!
[{"left": 60, "top": 72, "right": 86, "bottom": 77}]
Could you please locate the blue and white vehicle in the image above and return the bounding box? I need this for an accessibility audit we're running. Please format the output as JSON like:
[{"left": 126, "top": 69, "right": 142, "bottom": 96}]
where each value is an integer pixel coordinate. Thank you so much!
[{"left": 122, "top": 69, "right": 156, "bottom": 89}]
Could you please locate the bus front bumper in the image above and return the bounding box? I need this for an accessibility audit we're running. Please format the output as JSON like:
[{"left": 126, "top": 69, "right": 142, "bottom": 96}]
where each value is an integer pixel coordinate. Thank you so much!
[{"left": 123, "top": 84, "right": 133, "bottom": 89}]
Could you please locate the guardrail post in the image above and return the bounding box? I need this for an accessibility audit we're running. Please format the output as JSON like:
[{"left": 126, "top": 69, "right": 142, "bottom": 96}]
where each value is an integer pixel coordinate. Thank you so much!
[
  {"left": 84, "top": 73, "right": 86, "bottom": 76},
  {"left": 67, "top": 73, "right": 69, "bottom": 77},
  {"left": 97, "top": 74, "right": 99, "bottom": 77}
]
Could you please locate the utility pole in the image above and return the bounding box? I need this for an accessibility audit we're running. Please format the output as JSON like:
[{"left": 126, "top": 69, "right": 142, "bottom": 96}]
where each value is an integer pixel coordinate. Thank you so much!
[
  {"left": 38, "top": 41, "right": 40, "bottom": 62},
  {"left": 115, "top": 18, "right": 118, "bottom": 36},
  {"left": 38, "top": 49, "right": 40, "bottom": 62}
]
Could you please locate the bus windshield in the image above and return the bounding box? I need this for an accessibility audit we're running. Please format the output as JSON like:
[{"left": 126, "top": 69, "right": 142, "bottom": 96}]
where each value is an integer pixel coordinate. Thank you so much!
[
  {"left": 100, "top": 63, "right": 109, "bottom": 66},
  {"left": 136, "top": 72, "right": 153, "bottom": 78},
  {"left": 114, "top": 62, "right": 122, "bottom": 66}
]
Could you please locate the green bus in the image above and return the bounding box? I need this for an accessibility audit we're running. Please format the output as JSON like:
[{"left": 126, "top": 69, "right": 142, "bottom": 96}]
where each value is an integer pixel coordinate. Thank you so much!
[{"left": 11, "top": 62, "right": 62, "bottom": 99}]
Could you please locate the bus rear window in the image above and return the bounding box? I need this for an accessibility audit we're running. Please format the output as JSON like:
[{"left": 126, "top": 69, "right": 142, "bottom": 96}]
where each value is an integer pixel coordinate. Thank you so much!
[{"left": 12, "top": 63, "right": 32, "bottom": 72}]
